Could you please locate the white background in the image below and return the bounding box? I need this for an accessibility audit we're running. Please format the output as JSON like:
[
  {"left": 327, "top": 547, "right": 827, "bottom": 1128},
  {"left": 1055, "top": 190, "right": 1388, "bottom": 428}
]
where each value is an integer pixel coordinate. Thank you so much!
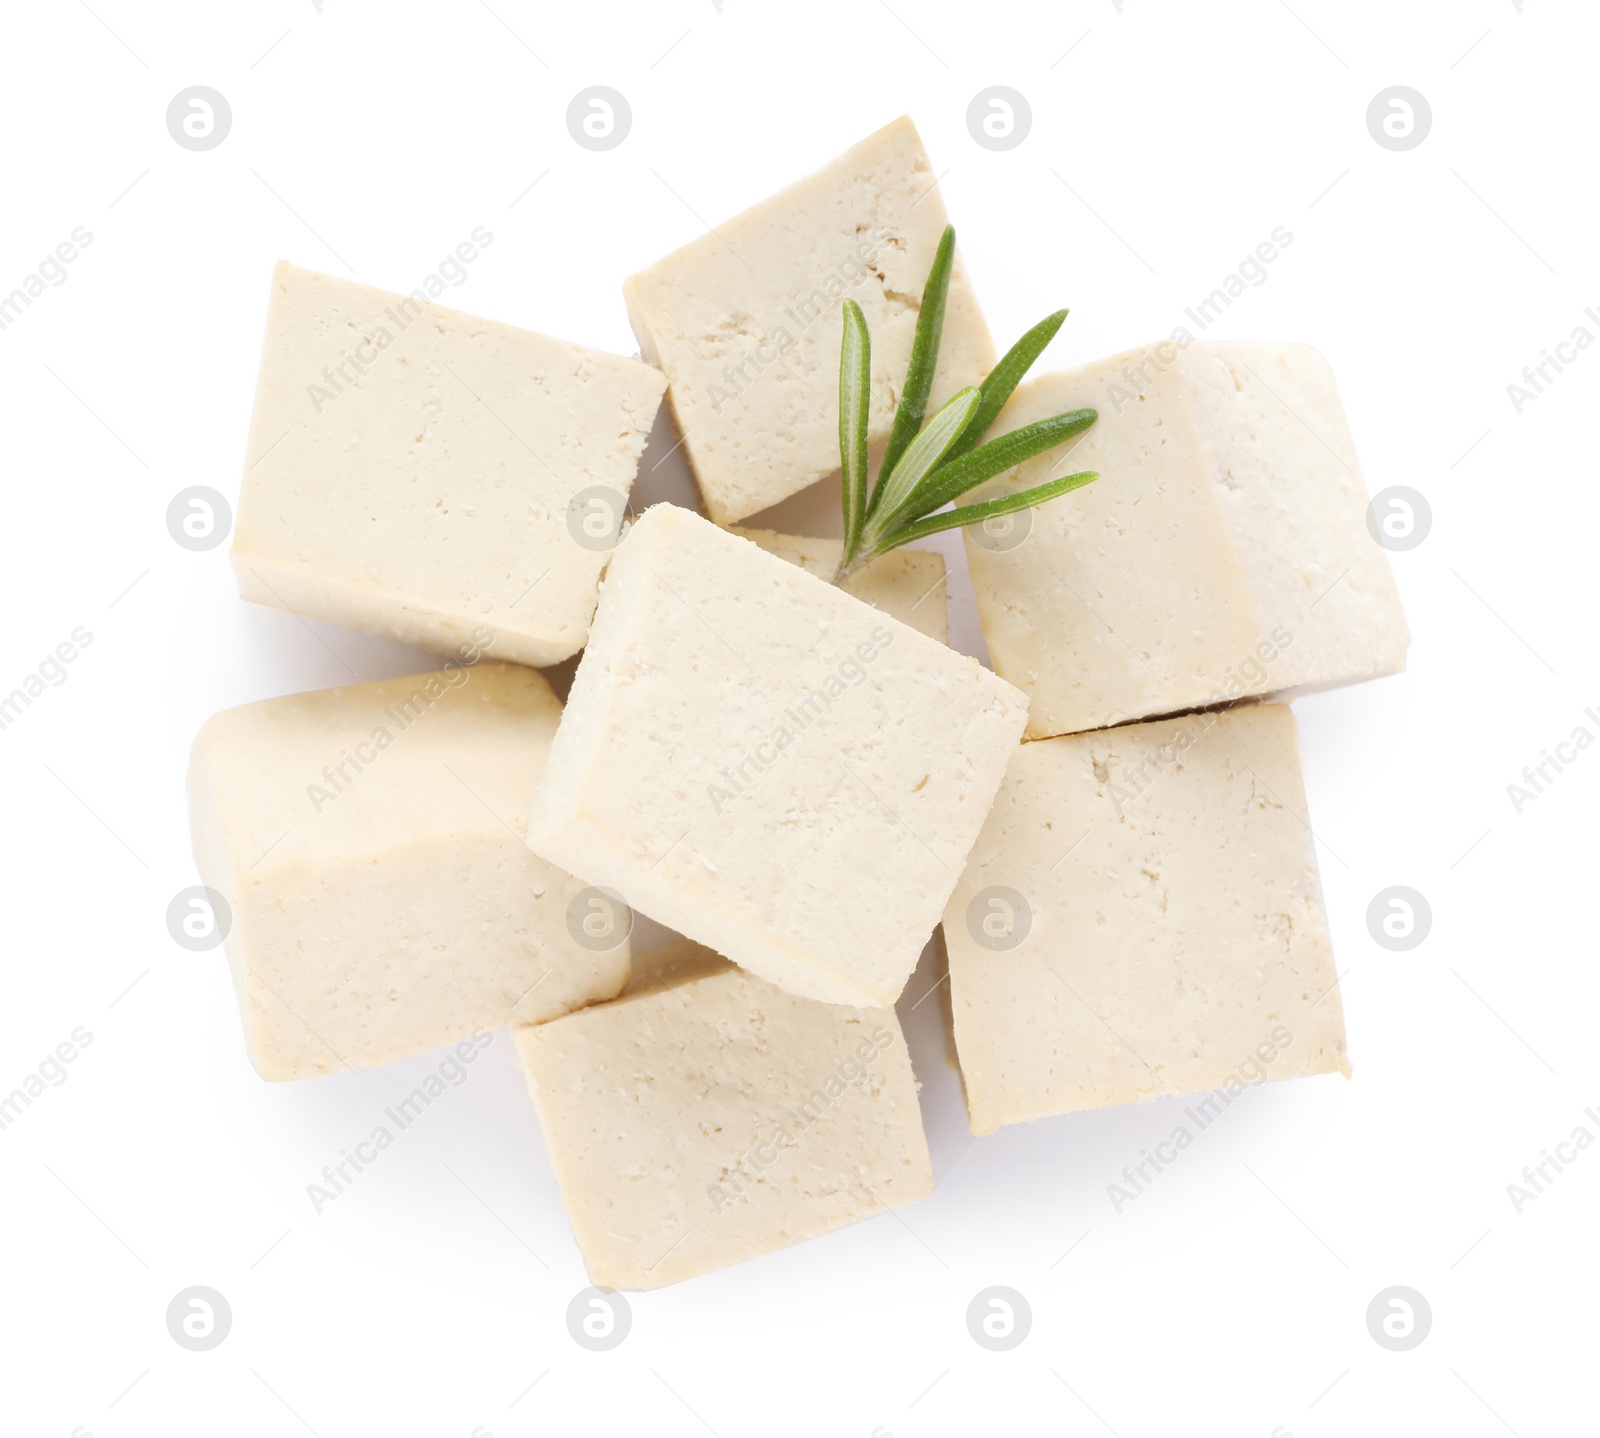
[{"left": 1, "top": 1, "right": 1594, "bottom": 1434}]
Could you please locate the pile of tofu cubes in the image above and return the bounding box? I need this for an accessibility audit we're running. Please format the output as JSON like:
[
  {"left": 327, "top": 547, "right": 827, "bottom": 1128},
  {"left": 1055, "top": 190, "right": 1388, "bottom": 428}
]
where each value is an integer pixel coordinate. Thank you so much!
[{"left": 192, "top": 116, "right": 1408, "bottom": 1289}]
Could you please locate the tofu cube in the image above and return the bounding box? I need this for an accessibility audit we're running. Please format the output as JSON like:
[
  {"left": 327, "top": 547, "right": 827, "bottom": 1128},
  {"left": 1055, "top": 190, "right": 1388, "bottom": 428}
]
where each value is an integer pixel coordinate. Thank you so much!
[
  {"left": 731, "top": 528, "right": 949, "bottom": 644},
  {"left": 188, "top": 663, "right": 629, "bottom": 1080},
  {"left": 964, "top": 342, "right": 1409, "bottom": 739},
  {"left": 624, "top": 116, "right": 995, "bottom": 525},
  {"left": 944, "top": 703, "right": 1349, "bottom": 1135},
  {"left": 515, "top": 940, "right": 932, "bottom": 1289},
  {"left": 234, "top": 262, "right": 666, "bottom": 667},
  {"left": 527, "top": 504, "right": 1027, "bottom": 1007}
]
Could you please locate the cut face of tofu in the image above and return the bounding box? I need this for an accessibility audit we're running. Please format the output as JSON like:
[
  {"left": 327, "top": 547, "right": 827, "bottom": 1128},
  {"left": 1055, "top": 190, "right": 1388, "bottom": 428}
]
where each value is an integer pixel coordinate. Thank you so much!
[
  {"left": 624, "top": 116, "right": 996, "bottom": 525},
  {"left": 731, "top": 528, "right": 949, "bottom": 644},
  {"left": 526, "top": 504, "right": 1027, "bottom": 1008},
  {"left": 234, "top": 262, "right": 666, "bottom": 667},
  {"left": 944, "top": 703, "right": 1349, "bottom": 1135},
  {"left": 963, "top": 341, "right": 1409, "bottom": 739},
  {"left": 188, "top": 663, "right": 629, "bottom": 1081},
  {"left": 515, "top": 940, "right": 932, "bottom": 1289}
]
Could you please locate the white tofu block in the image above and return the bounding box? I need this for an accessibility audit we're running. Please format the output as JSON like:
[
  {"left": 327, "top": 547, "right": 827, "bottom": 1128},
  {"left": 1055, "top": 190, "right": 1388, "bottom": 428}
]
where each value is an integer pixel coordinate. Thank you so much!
[
  {"left": 188, "top": 663, "right": 629, "bottom": 1081},
  {"left": 964, "top": 342, "right": 1409, "bottom": 739},
  {"left": 515, "top": 940, "right": 932, "bottom": 1289},
  {"left": 234, "top": 262, "right": 666, "bottom": 667},
  {"left": 624, "top": 116, "right": 996, "bottom": 525},
  {"left": 731, "top": 528, "right": 949, "bottom": 644},
  {"left": 945, "top": 703, "right": 1349, "bottom": 1134},
  {"left": 527, "top": 504, "right": 1027, "bottom": 1007}
]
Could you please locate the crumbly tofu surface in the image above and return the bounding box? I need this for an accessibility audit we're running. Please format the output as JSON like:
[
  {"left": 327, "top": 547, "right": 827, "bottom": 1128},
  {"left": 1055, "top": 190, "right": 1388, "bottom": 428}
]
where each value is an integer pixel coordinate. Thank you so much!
[
  {"left": 515, "top": 940, "right": 932, "bottom": 1289},
  {"left": 234, "top": 262, "right": 666, "bottom": 667},
  {"left": 624, "top": 116, "right": 996, "bottom": 525},
  {"left": 963, "top": 341, "right": 1409, "bottom": 739},
  {"left": 944, "top": 703, "right": 1349, "bottom": 1135},
  {"left": 731, "top": 528, "right": 949, "bottom": 644},
  {"left": 188, "top": 663, "right": 628, "bottom": 1081},
  {"left": 526, "top": 504, "right": 1027, "bottom": 1007}
]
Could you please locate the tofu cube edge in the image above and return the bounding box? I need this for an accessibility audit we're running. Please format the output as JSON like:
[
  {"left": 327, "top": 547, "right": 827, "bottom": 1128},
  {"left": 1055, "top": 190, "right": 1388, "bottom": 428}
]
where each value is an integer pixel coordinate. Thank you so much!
[
  {"left": 945, "top": 702, "right": 1349, "bottom": 1135},
  {"left": 527, "top": 503, "right": 1027, "bottom": 1008},
  {"left": 625, "top": 116, "right": 996, "bottom": 525},
  {"left": 964, "top": 340, "right": 1408, "bottom": 739},
  {"left": 515, "top": 939, "right": 933, "bottom": 1289},
  {"left": 189, "top": 662, "right": 629, "bottom": 1080},
  {"left": 235, "top": 262, "right": 666, "bottom": 668}
]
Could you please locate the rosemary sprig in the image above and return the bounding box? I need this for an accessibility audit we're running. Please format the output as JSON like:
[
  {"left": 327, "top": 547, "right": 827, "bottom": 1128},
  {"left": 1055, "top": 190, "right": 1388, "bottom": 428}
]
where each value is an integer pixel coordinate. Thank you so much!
[
  {"left": 839, "top": 298, "right": 872, "bottom": 561},
  {"left": 834, "top": 225, "right": 1099, "bottom": 582}
]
